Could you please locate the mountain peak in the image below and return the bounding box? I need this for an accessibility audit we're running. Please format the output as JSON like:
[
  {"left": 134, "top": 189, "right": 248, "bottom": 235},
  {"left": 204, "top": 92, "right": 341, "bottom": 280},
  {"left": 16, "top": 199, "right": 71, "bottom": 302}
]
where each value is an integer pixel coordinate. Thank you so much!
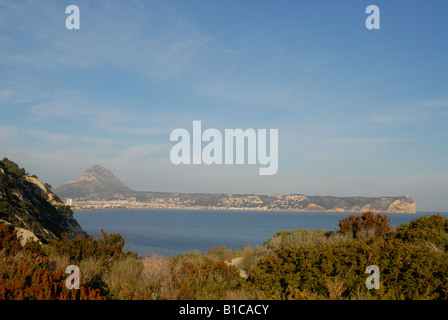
[
  {"left": 54, "top": 165, "right": 135, "bottom": 199},
  {"left": 89, "top": 164, "right": 108, "bottom": 171},
  {"left": 82, "top": 164, "right": 115, "bottom": 178}
]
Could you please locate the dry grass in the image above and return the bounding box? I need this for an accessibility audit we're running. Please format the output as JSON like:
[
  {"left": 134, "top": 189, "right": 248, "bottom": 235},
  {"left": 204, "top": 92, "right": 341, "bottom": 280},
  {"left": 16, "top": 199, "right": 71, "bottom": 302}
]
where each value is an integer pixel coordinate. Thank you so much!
[
  {"left": 141, "top": 254, "right": 175, "bottom": 299},
  {"left": 47, "top": 250, "right": 71, "bottom": 271},
  {"left": 104, "top": 256, "right": 149, "bottom": 299},
  {"left": 325, "top": 278, "right": 345, "bottom": 300},
  {"left": 78, "top": 256, "right": 104, "bottom": 284}
]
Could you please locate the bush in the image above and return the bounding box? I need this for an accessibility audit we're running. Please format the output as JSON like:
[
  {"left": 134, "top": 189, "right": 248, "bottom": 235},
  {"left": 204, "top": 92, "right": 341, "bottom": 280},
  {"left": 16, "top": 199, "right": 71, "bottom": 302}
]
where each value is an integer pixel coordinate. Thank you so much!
[
  {"left": 397, "top": 214, "right": 448, "bottom": 251},
  {"left": 0, "top": 222, "right": 105, "bottom": 300},
  {"left": 236, "top": 245, "right": 267, "bottom": 272},
  {"left": 246, "top": 235, "right": 448, "bottom": 300},
  {"left": 1, "top": 158, "right": 27, "bottom": 179},
  {"left": 0, "top": 254, "right": 105, "bottom": 300},
  {"left": 338, "top": 211, "right": 391, "bottom": 239},
  {"left": 0, "top": 223, "right": 22, "bottom": 255},
  {"left": 57, "top": 204, "right": 73, "bottom": 215},
  {"left": 49, "top": 230, "right": 135, "bottom": 265},
  {"left": 246, "top": 239, "right": 375, "bottom": 299},
  {"left": 265, "top": 228, "right": 352, "bottom": 249},
  {"left": 205, "top": 245, "right": 235, "bottom": 261},
  {"left": 170, "top": 255, "right": 241, "bottom": 299}
]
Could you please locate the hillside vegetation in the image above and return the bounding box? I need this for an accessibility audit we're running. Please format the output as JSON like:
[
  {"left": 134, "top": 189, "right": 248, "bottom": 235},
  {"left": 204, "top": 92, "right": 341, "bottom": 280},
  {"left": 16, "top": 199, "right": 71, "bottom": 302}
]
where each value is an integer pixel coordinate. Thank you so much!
[{"left": 1, "top": 211, "right": 447, "bottom": 300}]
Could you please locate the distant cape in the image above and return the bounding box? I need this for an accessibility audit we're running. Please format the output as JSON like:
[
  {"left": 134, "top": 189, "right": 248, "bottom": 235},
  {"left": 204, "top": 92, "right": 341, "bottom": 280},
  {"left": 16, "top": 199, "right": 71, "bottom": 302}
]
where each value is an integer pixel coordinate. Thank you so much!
[{"left": 55, "top": 165, "right": 416, "bottom": 214}]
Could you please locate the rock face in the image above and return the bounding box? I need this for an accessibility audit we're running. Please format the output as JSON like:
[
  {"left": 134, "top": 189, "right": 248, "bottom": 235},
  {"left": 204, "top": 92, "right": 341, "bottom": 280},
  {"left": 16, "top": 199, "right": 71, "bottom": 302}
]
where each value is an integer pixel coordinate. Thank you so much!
[
  {"left": 54, "top": 164, "right": 134, "bottom": 199},
  {"left": 0, "top": 158, "right": 87, "bottom": 243},
  {"left": 386, "top": 198, "right": 417, "bottom": 213},
  {"left": 304, "top": 195, "right": 416, "bottom": 214}
]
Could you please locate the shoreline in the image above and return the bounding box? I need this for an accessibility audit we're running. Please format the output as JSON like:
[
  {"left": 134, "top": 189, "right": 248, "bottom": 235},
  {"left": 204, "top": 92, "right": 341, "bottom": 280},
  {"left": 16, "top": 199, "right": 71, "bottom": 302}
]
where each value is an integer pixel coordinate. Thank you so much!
[{"left": 72, "top": 206, "right": 422, "bottom": 214}]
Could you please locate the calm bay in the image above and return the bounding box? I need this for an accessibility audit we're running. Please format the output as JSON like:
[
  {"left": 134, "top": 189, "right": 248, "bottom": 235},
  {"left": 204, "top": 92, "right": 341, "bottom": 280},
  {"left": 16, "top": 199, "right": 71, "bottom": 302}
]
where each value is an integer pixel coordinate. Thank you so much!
[{"left": 74, "top": 209, "right": 447, "bottom": 257}]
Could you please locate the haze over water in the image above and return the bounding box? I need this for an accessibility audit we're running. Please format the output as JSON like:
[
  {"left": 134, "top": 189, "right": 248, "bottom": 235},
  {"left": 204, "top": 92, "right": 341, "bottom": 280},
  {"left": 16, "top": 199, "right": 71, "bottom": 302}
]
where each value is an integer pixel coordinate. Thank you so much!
[{"left": 74, "top": 209, "right": 448, "bottom": 257}]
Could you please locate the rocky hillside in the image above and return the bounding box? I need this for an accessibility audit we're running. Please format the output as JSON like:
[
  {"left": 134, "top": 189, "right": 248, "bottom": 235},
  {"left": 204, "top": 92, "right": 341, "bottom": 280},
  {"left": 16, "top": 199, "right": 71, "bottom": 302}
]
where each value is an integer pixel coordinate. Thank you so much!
[
  {"left": 0, "top": 158, "right": 86, "bottom": 243},
  {"left": 54, "top": 164, "right": 134, "bottom": 199}
]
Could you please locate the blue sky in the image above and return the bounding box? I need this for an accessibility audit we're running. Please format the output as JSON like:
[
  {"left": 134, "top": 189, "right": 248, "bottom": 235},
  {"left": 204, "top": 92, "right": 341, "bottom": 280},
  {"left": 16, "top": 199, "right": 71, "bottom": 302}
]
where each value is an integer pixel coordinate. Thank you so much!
[{"left": 1, "top": 0, "right": 447, "bottom": 211}]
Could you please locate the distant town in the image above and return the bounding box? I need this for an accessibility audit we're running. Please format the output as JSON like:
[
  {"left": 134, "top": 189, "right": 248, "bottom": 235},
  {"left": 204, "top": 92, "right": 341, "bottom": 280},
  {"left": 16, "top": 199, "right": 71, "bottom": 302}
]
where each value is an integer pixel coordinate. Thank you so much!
[
  {"left": 66, "top": 194, "right": 310, "bottom": 211},
  {"left": 64, "top": 193, "right": 416, "bottom": 213}
]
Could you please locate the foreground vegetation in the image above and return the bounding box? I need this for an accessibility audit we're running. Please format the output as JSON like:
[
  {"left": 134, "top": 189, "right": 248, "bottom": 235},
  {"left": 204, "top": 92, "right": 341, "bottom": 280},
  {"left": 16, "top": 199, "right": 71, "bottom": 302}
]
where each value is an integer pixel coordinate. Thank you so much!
[{"left": 1, "top": 211, "right": 448, "bottom": 300}]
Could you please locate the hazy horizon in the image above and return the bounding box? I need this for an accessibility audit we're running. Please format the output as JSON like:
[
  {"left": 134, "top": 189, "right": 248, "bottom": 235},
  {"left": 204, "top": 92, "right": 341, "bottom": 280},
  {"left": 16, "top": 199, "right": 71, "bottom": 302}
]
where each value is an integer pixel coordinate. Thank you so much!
[{"left": 1, "top": 0, "right": 447, "bottom": 212}]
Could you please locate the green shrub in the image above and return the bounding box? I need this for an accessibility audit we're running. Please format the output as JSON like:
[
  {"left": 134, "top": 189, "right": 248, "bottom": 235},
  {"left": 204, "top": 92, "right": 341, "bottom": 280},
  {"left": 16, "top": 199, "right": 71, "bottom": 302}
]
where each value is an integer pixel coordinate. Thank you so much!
[
  {"left": 1, "top": 158, "right": 27, "bottom": 179},
  {"left": 265, "top": 228, "right": 352, "bottom": 249},
  {"left": 49, "top": 230, "right": 135, "bottom": 265},
  {"left": 397, "top": 214, "right": 448, "bottom": 251},
  {"left": 57, "top": 204, "right": 73, "bottom": 215},
  {"left": 237, "top": 245, "right": 268, "bottom": 271},
  {"left": 246, "top": 239, "right": 375, "bottom": 299},
  {"left": 246, "top": 235, "right": 448, "bottom": 300}
]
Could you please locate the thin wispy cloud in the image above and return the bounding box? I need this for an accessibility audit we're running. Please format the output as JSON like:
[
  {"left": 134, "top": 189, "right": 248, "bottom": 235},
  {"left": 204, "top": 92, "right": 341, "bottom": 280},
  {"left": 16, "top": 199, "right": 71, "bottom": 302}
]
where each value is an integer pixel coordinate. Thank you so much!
[
  {"left": 0, "top": 0, "right": 208, "bottom": 82},
  {"left": 369, "top": 99, "right": 448, "bottom": 124},
  {"left": 1, "top": 0, "right": 448, "bottom": 211}
]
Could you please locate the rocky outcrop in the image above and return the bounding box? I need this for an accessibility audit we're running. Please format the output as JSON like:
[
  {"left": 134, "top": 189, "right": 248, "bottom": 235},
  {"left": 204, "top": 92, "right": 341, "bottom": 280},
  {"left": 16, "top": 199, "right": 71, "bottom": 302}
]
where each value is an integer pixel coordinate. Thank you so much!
[
  {"left": 305, "top": 195, "right": 416, "bottom": 214},
  {"left": 305, "top": 203, "right": 327, "bottom": 211},
  {"left": 0, "top": 219, "right": 42, "bottom": 245},
  {"left": 386, "top": 198, "right": 416, "bottom": 213},
  {"left": 0, "top": 158, "right": 87, "bottom": 243}
]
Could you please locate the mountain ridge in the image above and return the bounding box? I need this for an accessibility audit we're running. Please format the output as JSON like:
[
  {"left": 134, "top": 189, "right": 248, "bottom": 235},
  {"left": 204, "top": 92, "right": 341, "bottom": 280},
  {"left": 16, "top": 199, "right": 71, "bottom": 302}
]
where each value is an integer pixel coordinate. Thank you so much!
[{"left": 55, "top": 165, "right": 416, "bottom": 213}]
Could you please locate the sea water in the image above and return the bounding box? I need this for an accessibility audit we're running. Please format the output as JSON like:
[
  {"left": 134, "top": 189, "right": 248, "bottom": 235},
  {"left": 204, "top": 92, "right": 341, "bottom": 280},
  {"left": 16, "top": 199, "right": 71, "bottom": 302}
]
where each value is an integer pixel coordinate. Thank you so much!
[{"left": 74, "top": 209, "right": 447, "bottom": 257}]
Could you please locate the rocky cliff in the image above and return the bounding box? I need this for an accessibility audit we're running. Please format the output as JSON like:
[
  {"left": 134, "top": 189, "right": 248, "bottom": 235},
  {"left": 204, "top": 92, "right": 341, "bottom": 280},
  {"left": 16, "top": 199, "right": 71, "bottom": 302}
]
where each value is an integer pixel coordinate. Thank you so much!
[
  {"left": 0, "top": 158, "right": 86, "bottom": 243},
  {"left": 304, "top": 195, "right": 416, "bottom": 213}
]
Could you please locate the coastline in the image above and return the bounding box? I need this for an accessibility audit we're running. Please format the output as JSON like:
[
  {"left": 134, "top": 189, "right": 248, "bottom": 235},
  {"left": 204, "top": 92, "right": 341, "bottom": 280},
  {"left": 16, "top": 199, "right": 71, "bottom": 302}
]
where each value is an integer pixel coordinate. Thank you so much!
[{"left": 72, "top": 205, "right": 419, "bottom": 214}]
